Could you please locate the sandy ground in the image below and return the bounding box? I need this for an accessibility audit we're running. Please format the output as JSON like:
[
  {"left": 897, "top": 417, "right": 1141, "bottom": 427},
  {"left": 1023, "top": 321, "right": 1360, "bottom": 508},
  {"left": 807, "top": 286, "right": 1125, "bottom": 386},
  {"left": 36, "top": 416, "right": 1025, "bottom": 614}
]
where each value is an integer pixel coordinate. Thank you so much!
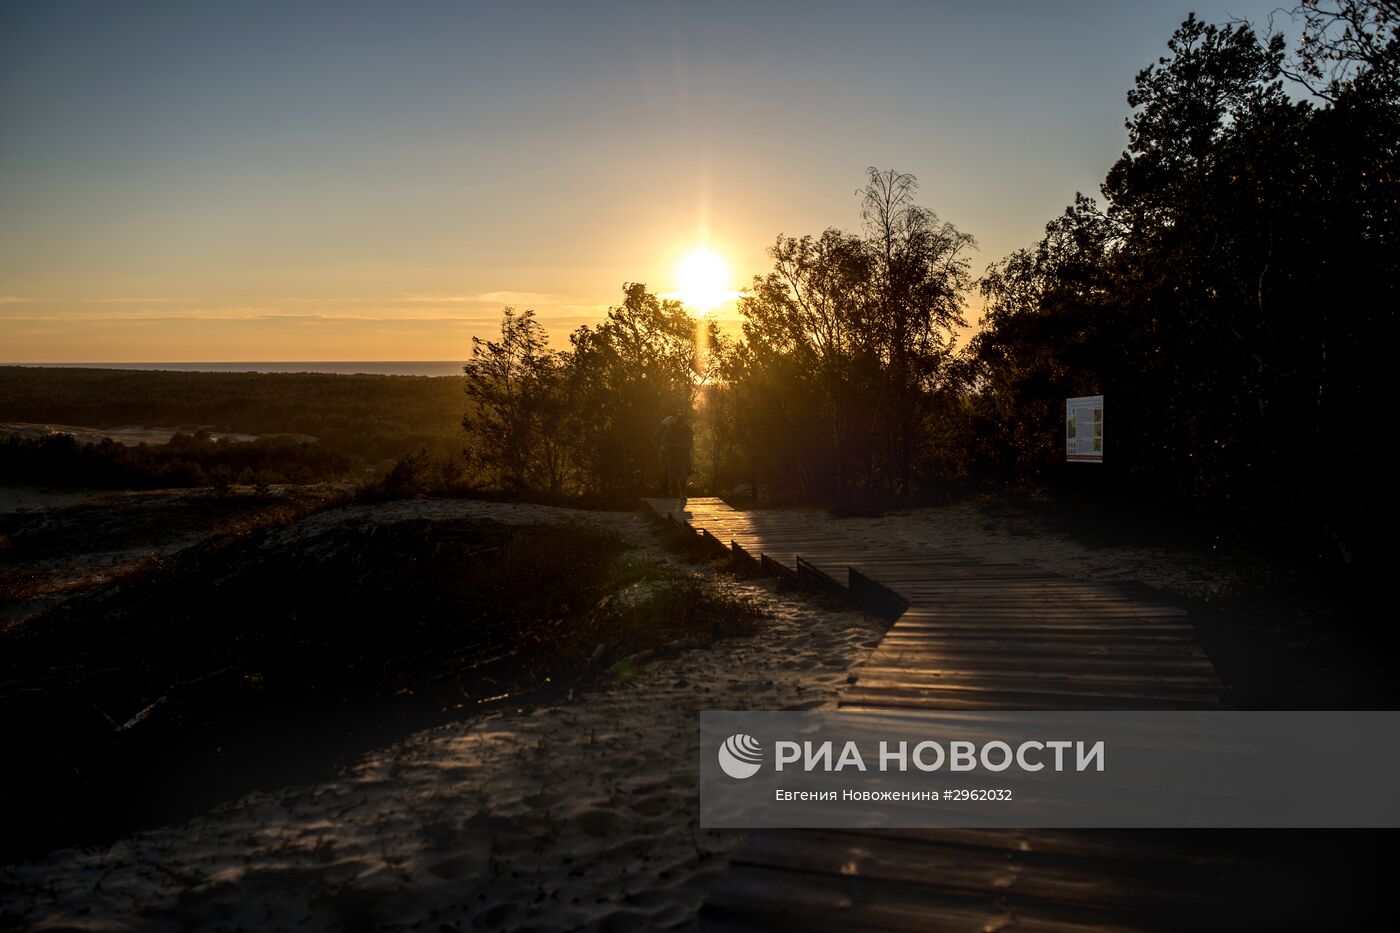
[
  {"left": 4, "top": 495, "right": 1358, "bottom": 930},
  {"left": 0, "top": 485, "right": 107, "bottom": 514},
  {"left": 1, "top": 488, "right": 215, "bottom": 624},
  {"left": 823, "top": 500, "right": 1276, "bottom": 603},
  {"left": 0, "top": 485, "right": 344, "bottom": 625},
  {"left": 1, "top": 500, "right": 887, "bottom": 931}
]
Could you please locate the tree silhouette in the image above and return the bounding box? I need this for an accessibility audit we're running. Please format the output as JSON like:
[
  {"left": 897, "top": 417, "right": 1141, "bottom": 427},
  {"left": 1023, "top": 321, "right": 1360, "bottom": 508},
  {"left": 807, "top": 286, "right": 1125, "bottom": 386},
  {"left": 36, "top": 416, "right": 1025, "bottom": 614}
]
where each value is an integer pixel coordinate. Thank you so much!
[
  {"left": 734, "top": 168, "right": 972, "bottom": 502},
  {"left": 967, "top": 4, "right": 1397, "bottom": 561},
  {"left": 462, "top": 308, "right": 567, "bottom": 493},
  {"left": 458, "top": 3, "right": 1396, "bottom": 564}
]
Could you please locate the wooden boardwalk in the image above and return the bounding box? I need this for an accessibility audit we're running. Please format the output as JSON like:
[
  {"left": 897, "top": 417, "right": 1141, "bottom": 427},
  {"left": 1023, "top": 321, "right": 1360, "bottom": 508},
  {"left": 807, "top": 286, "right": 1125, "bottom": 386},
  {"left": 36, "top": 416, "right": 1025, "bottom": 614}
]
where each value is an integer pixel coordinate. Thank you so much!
[{"left": 641, "top": 497, "right": 1267, "bottom": 932}]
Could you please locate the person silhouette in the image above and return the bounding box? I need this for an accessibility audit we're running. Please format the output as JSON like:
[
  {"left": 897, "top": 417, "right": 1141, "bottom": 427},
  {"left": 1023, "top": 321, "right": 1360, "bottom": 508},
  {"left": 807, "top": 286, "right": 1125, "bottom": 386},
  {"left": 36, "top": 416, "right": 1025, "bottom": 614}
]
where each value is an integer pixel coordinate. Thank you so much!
[{"left": 654, "top": 410, "right": 693, "bottom": 498}]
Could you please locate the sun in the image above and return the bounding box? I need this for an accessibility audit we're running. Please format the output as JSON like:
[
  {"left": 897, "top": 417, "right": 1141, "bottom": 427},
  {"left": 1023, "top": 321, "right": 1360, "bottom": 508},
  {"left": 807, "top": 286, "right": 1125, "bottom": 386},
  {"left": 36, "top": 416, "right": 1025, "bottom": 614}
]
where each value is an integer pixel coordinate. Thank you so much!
[{"left": 674, "top": 246, "right": 733, "bottom": 313}]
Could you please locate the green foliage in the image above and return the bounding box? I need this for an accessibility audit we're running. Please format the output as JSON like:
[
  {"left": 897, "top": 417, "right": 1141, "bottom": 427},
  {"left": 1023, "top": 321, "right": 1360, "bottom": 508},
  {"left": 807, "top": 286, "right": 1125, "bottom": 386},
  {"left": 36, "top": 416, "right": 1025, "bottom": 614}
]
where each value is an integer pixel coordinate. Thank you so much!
[
  {"left": 461, "top": 283, "right": 718, "bottom": 500},
  {"left": 0, "top": 432, "right": 355, "bottom": 489},
  {"left": 967, "top": 3, "right": 1398, "bottom": 560},
  {"left": 967, "top": 195, "right": 1118, "bottom": 486},
  {"left": 458, "top": 3, "right": 1394, "bottom": 566},
  {"left": 0, "top": 515, "right": 760, "bottom": 857},
  {"left": 567, "top": 283, "right": 715, "bottom": 496},
  {"left": 357, "top": 447, "right": 470, "bottom": 500},
  {"left": 1292, "top": 0, "right": 1400, "bottom": 101},
  {"left": 462, "top": 308, "right": 568, "bottom": 493},
  {"left": 731, "top": 168, "right": 974, "bottom": 502},
  {"left": 9, "top": 1, "right": 1390, "bottom": 568},
  {"left": 0, "top": 367, "right": 465, "bottom": 466},
  {"left": 0, "top": 367, "right": 466, "bottom": 489}
]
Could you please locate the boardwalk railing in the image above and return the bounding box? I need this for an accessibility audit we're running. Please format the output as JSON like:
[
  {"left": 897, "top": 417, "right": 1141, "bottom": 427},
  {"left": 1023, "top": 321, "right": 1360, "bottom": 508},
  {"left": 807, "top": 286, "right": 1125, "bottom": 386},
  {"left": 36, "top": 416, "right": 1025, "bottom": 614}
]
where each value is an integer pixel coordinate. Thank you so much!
[
  {"left": 640, "top": 496, "right": 1255, "bottom": 933},
  {"left": 643, "top": 497, "right": 908, "bottom": 617}
]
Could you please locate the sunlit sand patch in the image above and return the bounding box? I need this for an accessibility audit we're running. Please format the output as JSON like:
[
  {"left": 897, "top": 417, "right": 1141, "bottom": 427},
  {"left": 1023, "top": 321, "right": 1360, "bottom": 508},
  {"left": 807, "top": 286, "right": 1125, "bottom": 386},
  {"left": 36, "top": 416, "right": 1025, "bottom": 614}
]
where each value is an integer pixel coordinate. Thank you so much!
[{"left": 1, "top": 498, "right": 885, "bottom": 931}]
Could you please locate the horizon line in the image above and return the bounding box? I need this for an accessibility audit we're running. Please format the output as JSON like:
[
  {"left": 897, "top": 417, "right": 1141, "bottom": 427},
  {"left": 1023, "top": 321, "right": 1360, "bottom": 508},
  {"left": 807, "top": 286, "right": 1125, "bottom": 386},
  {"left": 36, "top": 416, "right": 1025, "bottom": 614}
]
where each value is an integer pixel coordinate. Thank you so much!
[{"left": 2, "top": 360, "right": 469, "bottom": 365}]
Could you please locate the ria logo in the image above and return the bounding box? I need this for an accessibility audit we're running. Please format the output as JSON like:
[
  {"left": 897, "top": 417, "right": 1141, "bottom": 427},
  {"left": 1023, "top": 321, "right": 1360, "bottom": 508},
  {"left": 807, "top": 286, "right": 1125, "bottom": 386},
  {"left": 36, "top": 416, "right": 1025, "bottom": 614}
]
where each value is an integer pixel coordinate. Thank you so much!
[{"left": 717, "top": 733, "right": 764, "bottom": 779}]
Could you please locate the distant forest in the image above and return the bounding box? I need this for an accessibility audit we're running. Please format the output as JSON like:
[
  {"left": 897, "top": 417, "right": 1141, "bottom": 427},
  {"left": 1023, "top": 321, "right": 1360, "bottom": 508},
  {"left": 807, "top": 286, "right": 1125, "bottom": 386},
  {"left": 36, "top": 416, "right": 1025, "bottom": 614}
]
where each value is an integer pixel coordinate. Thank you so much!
[
  {"left": 0, "top": 368, "right": 464, "bottom": 487},
  {"left": 459, "top": 4, "right": 1397, "bottom": 565},
  {"left": 3, "top": 4, "right": 1393, "bottom": 566}
]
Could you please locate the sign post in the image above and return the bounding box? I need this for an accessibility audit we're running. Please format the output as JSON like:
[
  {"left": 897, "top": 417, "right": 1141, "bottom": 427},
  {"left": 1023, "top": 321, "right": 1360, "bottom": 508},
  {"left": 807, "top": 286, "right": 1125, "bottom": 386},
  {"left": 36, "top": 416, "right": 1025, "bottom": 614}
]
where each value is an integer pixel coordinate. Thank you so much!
[{"left": 1066, "top": 395, "right": 1103, "bottom": 463}]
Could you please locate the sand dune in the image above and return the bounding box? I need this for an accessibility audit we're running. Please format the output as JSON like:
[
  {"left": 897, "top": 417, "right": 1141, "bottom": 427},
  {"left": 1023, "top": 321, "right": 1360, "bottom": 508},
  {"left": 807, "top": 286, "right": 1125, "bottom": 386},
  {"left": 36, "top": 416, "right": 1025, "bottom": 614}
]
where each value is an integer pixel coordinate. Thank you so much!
[{"left": 2, "top": 500, "right": 887, "bottom": 931}]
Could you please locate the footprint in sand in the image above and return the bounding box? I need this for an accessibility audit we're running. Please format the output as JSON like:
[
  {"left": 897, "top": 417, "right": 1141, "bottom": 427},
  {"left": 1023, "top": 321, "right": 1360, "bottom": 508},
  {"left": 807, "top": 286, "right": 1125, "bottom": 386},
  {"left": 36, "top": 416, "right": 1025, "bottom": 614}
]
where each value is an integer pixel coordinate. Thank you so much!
[
  {"left": 629, "top": 793, "right": 673, "bottom": 817},
  {"left": 575, "top": 808, "right": 623, "bottom": 837},
  {"left": 426, "top": 852, "right": 486, "bottom": 880}
]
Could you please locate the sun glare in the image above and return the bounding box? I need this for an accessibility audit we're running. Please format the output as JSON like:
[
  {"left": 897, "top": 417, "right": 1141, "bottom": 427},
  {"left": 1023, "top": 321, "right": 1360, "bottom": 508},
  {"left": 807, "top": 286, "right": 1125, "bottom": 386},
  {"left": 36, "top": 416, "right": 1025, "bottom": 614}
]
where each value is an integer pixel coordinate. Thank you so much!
[{"left": 674, "top": 246, "right": 732, "bottom": 313}]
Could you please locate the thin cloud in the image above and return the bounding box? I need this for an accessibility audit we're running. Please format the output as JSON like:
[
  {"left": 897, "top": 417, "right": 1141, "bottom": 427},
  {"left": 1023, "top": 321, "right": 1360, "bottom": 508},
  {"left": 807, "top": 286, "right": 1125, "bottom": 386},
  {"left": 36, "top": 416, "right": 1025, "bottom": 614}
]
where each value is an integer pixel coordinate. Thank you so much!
[
  {"left": 9, "top": 313, "right": 518, "bottom": 325},
  {"left": 398, "top": 290, "right": 562, "bottom": 306},
  {"left": 93, "top": 297, "right": 198, "bottom": 304},
  {"left": 24, "top": 293, "right": 574, "bottom": 311},
  {"left": 471, "top": 291, "right": 559, "bottom": 305},
  {"left": 397, "top": 292, "right": 477, "bottom": 303}
]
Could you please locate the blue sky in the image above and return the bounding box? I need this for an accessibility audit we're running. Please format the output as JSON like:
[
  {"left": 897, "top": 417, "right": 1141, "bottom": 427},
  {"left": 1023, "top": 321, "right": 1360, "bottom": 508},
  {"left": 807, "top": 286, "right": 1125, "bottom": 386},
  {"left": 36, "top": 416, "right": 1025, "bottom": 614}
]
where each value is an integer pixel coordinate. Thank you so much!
[{"left": 0, "top": 1, "right": 1299, "bottom": 360}]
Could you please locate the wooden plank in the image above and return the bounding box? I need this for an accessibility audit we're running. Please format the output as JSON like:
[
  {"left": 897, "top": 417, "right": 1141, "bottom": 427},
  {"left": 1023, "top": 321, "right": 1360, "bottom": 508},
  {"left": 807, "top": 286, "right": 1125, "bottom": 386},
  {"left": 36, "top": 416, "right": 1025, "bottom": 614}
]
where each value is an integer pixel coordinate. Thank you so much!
[
  {"left": 840, "top": 688, "right": 1223, "bottom": 711},
  {"left": 638, "top": 497, "right": 1243, "bottom": 932},
  {"left": 849, "top": 566, "right": 911, "bottom": 620},
  {"left": 883, "top": 630, "right": 1200, "bottom": 646},
  {"left": 760, "top": 552, "right": 797, "bottom": 584},
  {"left": 889, "top": 620, "right": 1198, "bottom": 634},
  {"left": 731, "top": 540, "right": 761, "bottom": 572},
  {"left": 850, "top": 666, "right": 1227, "bottom": 692},
  {"left": 797, "top": 555, "right": 846, "bottom": 595},
  {"left": 863, "top": 652, "right": 1215, "bottom": 678},
  {"left": 703, "top": 863, "right": 1169, "bottom": 933},
  {"left": 695, "top": 526, "right": 727, "bottom": 558},
  {"left": 846, "top": 674, "right": 1225, "bottom": 703},
  {"left": 732, "top": 829, "right": 1262, "bottom": 911}
]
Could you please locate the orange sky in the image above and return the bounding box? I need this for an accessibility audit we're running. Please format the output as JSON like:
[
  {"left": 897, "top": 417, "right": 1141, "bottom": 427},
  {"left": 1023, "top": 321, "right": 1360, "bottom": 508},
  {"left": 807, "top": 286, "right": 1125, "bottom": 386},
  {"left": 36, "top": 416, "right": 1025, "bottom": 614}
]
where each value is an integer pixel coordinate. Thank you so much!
[{"left": 0, "top": 1, "right": 1290, "bottom": 362}]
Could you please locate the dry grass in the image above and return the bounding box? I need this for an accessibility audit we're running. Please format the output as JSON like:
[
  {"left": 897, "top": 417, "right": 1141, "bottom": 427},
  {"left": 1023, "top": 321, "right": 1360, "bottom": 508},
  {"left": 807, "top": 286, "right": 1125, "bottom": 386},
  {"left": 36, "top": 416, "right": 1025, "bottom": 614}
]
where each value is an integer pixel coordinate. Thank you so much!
[{"left": 0, "top": 506, "right": 762, "bottom": 860}]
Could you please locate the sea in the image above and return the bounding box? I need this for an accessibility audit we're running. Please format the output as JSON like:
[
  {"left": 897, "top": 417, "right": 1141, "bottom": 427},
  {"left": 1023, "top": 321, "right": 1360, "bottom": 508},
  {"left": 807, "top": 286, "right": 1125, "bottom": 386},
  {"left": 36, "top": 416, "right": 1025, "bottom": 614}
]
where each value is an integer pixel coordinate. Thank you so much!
[{"left": 7, "top": 361, "right": 465, "bottom": 377}]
